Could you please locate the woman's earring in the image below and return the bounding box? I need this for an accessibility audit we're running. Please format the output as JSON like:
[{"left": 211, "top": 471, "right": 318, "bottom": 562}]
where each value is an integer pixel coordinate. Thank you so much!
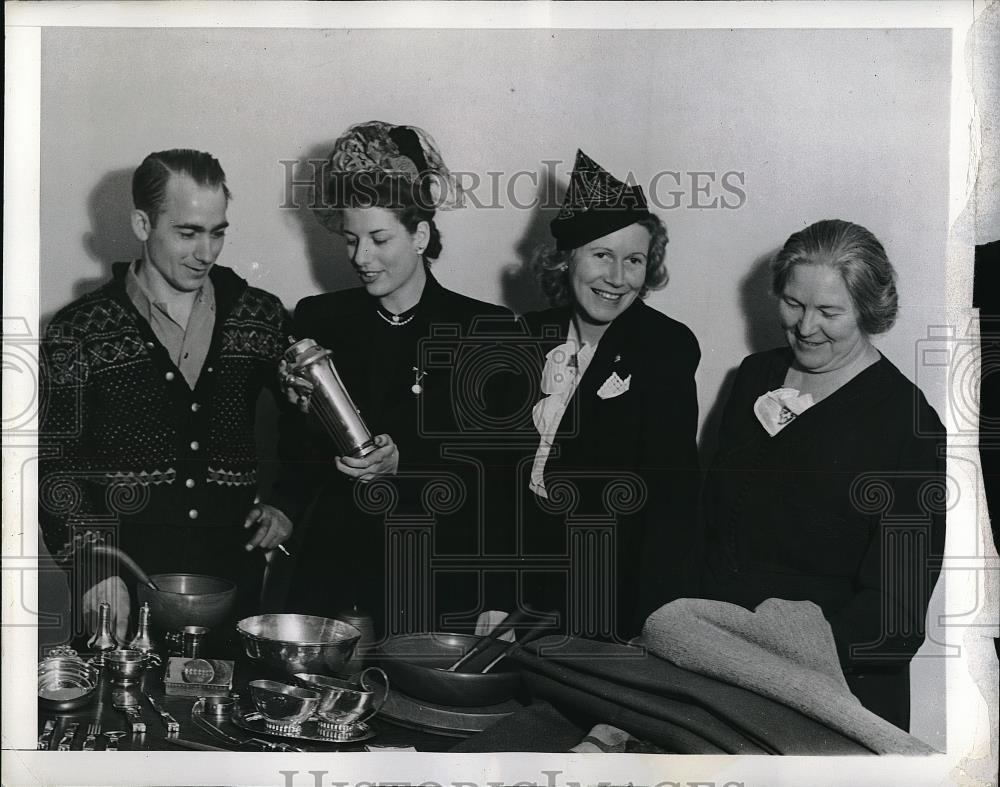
[{"left": 558, "top": 263, "right": 568, "bottom": 271}]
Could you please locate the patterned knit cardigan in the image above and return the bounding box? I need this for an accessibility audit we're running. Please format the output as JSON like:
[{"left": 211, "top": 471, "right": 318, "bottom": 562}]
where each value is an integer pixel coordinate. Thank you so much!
[{"left": 39, "top": 262, "right": 289, "bottom": 579}]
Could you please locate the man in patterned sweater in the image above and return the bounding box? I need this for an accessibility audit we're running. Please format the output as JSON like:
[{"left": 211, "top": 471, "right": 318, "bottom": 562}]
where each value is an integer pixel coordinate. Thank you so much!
[{"left": 39, "top": 149, "right": 293, "bottom": 639}]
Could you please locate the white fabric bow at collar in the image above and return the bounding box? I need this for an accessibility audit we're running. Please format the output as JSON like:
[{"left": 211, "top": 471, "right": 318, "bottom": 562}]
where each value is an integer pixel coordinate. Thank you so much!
[{"left": 753, "top": 387, "right": 815, "bottom": 437}]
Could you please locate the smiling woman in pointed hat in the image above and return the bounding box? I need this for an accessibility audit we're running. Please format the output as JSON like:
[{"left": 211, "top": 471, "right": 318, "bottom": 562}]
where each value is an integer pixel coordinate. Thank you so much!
[{"left": 519, "top": 150, "right": 702, "bottom": 640}]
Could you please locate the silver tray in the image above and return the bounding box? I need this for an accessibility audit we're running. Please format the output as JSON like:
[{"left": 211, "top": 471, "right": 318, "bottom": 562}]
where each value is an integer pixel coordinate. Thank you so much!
[
  {"left": 231, "top": 706, "right": 375, "bottom": 744},
  {"left": 379, "top": 690, "right": 520, "bottom": 738}
]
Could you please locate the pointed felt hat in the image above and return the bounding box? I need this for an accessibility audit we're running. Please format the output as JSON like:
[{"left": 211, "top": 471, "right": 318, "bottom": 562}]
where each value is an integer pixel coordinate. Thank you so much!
[{"left": 550, "top": 149, "right": 651, "bottom": 251}]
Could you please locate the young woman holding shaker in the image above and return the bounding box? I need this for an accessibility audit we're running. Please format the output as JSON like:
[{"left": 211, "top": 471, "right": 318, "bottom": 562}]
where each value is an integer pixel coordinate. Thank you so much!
[{"left": 271, "top": 122, "right": 518, "bottom": 637}]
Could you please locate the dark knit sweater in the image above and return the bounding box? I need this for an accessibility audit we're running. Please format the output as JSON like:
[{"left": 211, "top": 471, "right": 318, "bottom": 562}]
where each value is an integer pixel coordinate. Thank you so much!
[{"left": 39, "top": 262, "right": 289, "bottom": 587}]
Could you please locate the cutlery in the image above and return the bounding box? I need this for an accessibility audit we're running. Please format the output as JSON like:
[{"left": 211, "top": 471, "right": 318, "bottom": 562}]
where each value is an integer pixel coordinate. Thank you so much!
[
  {"left": 112, "top": 688, "right": 146, "bottom": 734},
  {"left": 446, "top": 609, "right": 530, "bottom": 672},
  {"left": 191, "top": 697, "right": 302, "bottom": 752},
  {"left": 102, "top": 730, "right": 126, "bottom": 751},
  {"left": 82, "top": 720, "right": 102, "bottom": 751},
  {"left": 480, "top": 619, "right": 556, "bottom": 673},
  {"left": 56, "top": 722, "right": 79, "bottom": 751},
  {"left": 37, "top": 719, "right": 55, "bottom": 750},
  {"left": 166, "top": 737, "right": 231, "bottom": 752},
  {"left": 144, "top": 692, "right": 180, "bottom": 735}
]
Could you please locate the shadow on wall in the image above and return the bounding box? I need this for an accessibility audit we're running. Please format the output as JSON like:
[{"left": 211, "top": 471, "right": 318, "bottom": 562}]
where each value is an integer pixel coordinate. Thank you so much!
[
  {"left": 42, "top": 168, "right": 140, "bottom": 328},
  {"left": 499, "top": 169, "right": 561, "bottom": 317},
  {"left": 740, "top": 248, "right": 785, "bottom": 354},
  {"left": 282, "top": 140, "right": 359, "bottom": 299},
  {"left": 698, "top": 248, "right": 783, "bottom": 464}
]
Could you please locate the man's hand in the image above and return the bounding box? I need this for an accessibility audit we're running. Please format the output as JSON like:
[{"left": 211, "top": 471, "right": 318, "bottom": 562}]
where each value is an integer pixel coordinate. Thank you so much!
[
  {"left": 334, "top": 433, "right": 399, "bottom": 483},
  {"left": 82, "top": 576, "right": 130, "bottom": 642},
  {"left": 279, "top": 359, "right": 313, "bottom": 413},
  {"left": 243, "top": 503, "right": 294, "bottom": 552}
]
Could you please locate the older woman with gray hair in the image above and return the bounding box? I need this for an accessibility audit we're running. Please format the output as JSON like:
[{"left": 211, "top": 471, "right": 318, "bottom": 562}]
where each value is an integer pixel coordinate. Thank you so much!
[{"left": 698, "top": 219, "right": 946, "bottom": 731}]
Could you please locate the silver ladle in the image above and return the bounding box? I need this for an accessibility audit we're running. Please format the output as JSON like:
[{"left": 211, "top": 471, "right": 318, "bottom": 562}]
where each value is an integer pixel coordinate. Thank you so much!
[{"left": 89, "top": 543, "right": 159, "bottom": 591}]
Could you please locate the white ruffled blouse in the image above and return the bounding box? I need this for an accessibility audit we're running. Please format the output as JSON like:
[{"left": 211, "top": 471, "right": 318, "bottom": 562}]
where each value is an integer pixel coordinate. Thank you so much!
[{"left": 529, "top": 323, "right": 597, "bottom": 499}]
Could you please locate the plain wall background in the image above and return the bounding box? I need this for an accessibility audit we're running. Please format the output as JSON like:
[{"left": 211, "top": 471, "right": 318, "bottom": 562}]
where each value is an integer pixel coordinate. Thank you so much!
[
  {"left": 39, "top": 28, "right": 952, "bottom": 429},
  {"left": 38, "top": 27, "right": 952, "bottom": 747}
]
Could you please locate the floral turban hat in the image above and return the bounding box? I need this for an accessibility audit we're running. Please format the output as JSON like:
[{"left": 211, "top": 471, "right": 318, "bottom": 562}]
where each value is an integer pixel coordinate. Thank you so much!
[{"left": 313, "top": 120, "right": 462, "bottom": 233}]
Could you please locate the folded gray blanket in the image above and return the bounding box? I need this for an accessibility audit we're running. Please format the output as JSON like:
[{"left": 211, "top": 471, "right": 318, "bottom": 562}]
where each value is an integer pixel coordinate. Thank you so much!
[
  {"left": 515, "top": 636, "right": 868, "bottom": 754},
  {"left": 639, "top": 597, "right": 935, "bottom": 755}
]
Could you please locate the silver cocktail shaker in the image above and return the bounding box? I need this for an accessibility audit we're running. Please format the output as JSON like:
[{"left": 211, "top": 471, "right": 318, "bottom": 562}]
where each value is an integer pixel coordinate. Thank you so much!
[{"left": 284, "top": 338, "right": 377, "bottom": 458}]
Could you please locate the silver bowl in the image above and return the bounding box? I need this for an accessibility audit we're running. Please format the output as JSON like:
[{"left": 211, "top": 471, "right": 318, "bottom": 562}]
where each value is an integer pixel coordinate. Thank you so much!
[
  {"left": 103, "top": 648, "right": 159, "bottom": 687},
  {"left": 248, "top": 679, "right": 321, "bottom": 732},
  {"left": 236, "top": 614, "right": 361, "bottom": 678},
  {"left": 201, "top": 695, "right": 234, "bottom": 719},
  {"left": 38, "top": 656, "right": 99, "bottom": 712},
  {"left": 294, "top": 668, "right": 388, "bottom": 728}
]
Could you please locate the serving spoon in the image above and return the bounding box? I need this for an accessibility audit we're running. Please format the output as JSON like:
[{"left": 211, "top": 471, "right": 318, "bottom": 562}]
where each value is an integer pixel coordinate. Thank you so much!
[{"left": 89, "top": 543, "right": 159, "bottom": 591}]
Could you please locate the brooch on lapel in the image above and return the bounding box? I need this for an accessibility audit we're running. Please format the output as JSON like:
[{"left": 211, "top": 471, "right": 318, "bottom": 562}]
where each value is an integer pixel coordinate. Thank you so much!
[
  {"left": 597, "top": 372, "right": 631, "bottom": 399},
  {"left": 411, "top": 366, "right": 427, "bottom": 396}
]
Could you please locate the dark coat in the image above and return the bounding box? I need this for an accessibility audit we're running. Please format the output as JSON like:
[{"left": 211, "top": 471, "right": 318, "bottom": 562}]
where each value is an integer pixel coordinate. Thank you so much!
[
  {"left": 518, "top": 299, "right": 702, "bottom": 638},
  {"left": 272, "top": 272, "right": 521, "bottom": 634},
  {"left": 698, "top": 347, "right": 947, "bottom": 729}
]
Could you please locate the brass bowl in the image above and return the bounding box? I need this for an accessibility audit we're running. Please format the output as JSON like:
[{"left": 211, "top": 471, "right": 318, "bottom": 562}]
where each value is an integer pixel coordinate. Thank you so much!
[
  {"left": 236, "top": 614, "right": 361, "bottom": 678},
  {"left": 137, "top": 573, "right": 237, "bottom": 632},
  {"left": 377, "top": 632, "right": 522, "bottom": 707}
]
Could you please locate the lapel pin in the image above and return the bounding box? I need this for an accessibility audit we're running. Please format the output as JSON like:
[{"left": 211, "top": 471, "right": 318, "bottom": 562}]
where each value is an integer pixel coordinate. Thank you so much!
[{"left": 411, "top": 366, "right": 428, "bottom": 396}]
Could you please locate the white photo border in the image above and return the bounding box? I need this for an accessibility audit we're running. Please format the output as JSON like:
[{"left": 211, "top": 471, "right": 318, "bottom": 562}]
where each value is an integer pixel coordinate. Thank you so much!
[{"left": 4, "top": 2, "right": 997, "bottom": 786}]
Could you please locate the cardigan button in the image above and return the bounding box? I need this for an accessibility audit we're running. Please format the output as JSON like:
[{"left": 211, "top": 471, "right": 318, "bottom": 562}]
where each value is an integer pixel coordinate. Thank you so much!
[
  {"left": 188, "top": 509, "right": 199, "bottom": 520},
  {"left": 190, "top": 403, "right": 201, "bottom": 412},
  {"left": 165, "top": 371, "right": 175, "bottom": 381},
  {"left": 145, "top": 341, "right": 155, "bottom": 350},
  {"left": 185, "top": 478, "right": 196, "bottom": 489},
  {"left": 190, "top": 441, "right": 200, "bottom": 451},
  {"left": 206, "top": 366, "right": 214, "bottom": 373}
]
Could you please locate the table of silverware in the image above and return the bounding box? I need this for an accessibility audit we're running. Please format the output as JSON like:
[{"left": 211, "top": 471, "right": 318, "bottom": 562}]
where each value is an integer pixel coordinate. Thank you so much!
[{"left": 37, "top": 638, "right": 458, "bottom": 753}]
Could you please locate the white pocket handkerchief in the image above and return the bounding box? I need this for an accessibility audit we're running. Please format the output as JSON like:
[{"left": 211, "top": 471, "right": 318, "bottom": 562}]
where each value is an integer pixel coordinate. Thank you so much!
[{"left": 597, "top": 372, "right": 631, "bottom": 399}]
